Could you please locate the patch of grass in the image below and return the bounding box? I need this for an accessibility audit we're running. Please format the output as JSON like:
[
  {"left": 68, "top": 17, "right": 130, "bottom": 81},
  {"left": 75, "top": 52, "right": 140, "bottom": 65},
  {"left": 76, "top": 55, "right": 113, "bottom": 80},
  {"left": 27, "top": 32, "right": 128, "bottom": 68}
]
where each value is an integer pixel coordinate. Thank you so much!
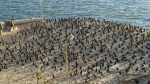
[
  {"left": 32, "top": 64, "right": 49, "bottom": 84},
  {"left": 32, "top": 64, "right": 59, "bottom": 84}
]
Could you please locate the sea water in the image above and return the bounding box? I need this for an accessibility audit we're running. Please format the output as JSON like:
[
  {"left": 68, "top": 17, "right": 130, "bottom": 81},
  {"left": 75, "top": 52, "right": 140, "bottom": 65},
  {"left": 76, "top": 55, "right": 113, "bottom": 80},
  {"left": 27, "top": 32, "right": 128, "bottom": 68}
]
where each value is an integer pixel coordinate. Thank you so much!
[{"left": 0, "top": 0, "right": 150, "bottom": 29}]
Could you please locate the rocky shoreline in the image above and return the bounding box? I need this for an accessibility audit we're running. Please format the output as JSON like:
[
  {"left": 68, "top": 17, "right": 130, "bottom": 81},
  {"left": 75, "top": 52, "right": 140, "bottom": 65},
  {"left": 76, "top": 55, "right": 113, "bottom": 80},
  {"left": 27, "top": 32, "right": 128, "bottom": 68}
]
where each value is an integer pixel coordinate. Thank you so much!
[{"left": 0, "top": 18, "right": 149, "bottom": 84}]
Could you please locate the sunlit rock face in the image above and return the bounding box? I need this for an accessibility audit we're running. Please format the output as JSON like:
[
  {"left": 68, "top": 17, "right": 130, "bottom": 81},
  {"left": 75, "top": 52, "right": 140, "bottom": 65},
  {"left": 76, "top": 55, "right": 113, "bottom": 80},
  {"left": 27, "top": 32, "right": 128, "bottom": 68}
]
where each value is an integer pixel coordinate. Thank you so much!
[{"left": 0, "top": 18, "right": 149, "bottom": 84}]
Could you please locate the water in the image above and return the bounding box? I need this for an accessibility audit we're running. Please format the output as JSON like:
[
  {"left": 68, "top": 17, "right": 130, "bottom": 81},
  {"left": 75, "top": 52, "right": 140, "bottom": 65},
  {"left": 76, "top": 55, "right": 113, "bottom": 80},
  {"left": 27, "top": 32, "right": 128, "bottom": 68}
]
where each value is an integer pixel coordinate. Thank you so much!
[{"left": 0, "top": 0, "right": 150, "bottom": 29}]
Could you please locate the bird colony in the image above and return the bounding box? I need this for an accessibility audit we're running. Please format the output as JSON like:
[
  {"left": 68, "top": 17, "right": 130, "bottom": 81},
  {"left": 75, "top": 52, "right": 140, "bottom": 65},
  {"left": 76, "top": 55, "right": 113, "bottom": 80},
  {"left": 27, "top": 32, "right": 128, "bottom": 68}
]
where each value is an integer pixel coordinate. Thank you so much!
[{"left": 0, "top": 18, "right": 149, "bottom": 84}]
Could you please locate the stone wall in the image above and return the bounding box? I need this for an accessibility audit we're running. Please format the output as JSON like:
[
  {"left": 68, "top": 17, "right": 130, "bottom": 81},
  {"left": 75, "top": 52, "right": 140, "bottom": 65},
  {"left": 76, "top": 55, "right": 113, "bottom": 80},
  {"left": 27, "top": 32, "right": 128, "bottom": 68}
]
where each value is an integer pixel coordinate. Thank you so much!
[{"left": 0, "top": 18, "right": 43, "bottom": 33}]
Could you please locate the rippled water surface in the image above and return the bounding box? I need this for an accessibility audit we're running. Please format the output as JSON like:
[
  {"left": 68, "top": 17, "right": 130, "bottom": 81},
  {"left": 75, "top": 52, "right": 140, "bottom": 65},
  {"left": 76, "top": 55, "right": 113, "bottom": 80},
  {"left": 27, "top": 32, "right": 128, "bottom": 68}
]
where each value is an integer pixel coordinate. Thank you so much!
[{"left": 0, "top": 0, "right": 150, "bottom": 29}]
